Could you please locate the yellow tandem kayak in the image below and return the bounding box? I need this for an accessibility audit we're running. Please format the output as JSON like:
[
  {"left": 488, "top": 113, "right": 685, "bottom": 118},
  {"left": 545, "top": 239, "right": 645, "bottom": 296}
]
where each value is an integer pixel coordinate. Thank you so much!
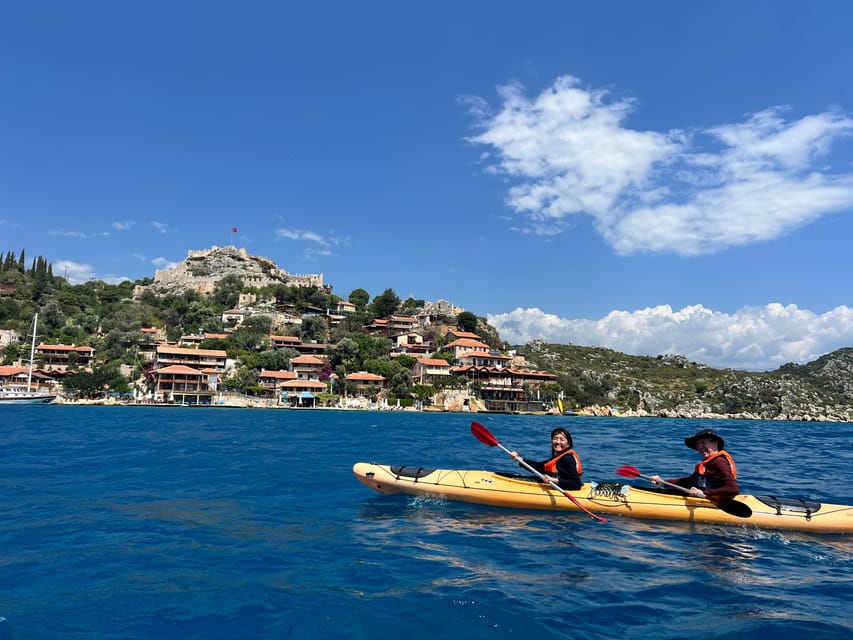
[{"left": 352, "top": 462, "right": 853, "bottom": 534}]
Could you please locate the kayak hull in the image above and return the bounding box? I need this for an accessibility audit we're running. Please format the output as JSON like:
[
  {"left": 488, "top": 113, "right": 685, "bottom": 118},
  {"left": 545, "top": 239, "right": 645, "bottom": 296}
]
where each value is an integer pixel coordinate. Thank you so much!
[{"left": 353, "top": 462, "right": 853, "bottom": 534}]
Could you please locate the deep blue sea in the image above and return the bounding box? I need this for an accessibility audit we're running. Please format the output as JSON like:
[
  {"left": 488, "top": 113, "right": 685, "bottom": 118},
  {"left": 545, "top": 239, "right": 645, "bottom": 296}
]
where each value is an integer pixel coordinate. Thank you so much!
[{"left": 1, "top": 407, "right": 851, "bottom": 639}]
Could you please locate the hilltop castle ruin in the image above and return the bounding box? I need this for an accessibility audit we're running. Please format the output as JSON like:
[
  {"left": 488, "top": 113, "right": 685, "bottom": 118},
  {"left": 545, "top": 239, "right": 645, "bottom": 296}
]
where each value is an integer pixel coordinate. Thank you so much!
[{"left": 133, "top": 245, "right": 324, "bottom": 297}]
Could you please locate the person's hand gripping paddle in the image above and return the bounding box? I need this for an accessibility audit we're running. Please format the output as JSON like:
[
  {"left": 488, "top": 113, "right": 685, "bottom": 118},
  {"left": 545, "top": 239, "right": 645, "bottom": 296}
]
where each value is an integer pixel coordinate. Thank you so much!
[
  {"left": 471, "top": 421, "right": 607, "bottom": 523},
  {"left": 615, "top": 465, "right": 752, "bottom": 518}
]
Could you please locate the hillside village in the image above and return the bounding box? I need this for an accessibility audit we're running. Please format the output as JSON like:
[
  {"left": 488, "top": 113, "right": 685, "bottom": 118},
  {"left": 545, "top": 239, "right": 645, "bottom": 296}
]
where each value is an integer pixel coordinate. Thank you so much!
[
  {"left": 2, "top": 245, "right": 852, "bottom": 421},
  {"left": 1, "top": 246, "right": 560, "bottom": 412}
]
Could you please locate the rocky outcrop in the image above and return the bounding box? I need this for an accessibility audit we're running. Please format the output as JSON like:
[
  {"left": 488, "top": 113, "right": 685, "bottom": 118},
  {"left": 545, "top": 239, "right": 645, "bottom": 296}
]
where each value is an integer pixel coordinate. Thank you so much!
[{"left": 133, "top": 245, "right": 323, "bottom": 297}]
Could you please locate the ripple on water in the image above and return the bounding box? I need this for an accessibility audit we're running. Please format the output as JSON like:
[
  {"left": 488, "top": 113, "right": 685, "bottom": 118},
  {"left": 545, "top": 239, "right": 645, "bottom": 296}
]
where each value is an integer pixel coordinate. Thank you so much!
[{"left": 0, "top": 408, "right": 850, "bottom": 639}]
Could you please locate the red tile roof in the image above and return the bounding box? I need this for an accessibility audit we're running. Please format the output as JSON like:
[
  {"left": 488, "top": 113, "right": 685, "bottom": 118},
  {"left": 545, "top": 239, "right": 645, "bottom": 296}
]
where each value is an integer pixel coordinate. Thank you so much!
[
  {"left": 281, "top": 379, "right": 327, "bottom": 389},
  {"left": 447, "top": 330, "right": 481, "bottom": 339},
  {"left": 290, "top": 355, "right": 325, "bottom": 365},
  {"left": 259, "top": 370, "right": 298, "bottom": 380},
  {"left": 347, "top": 372, "right": 386, "bottom": 382},
  {"left": 0, "top": 366, "right": 28, "bottom": 377},
  {"left": 152, "top": 365, "right": 204, "bottom": 375},
  {"left": 36, "top": 344, "right": 95, "bottom": 353},
  {"left": 444, "top": 338, "right": 490, "bottom": 349},
  {"left": 415, "top": 358, "right": 451, "bottom": 366},
  {"left": 157, "top": 346, "right": 227, "bottom": 357}
]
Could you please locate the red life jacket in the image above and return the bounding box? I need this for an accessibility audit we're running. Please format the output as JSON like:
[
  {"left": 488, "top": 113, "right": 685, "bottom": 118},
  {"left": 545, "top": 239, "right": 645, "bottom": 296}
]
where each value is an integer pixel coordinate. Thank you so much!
[
  {"left": 695, "top": 450, "right": 737, "bottom": 479},
  {"left": 544, "top": 449, "right": 583, "bottom": 475}
]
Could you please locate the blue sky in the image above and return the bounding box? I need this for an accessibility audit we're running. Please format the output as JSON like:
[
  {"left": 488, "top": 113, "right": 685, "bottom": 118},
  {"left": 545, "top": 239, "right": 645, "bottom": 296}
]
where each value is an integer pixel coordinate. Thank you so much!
[{"left": 3, "top": 2, "right": 853, "bottom": 371}]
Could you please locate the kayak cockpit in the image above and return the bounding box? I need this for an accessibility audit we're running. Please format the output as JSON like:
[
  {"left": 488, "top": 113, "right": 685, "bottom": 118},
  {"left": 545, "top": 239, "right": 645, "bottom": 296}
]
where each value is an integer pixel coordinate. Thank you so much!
[{"left": 388, "top": 465, "right": 437, "bottom": 479}]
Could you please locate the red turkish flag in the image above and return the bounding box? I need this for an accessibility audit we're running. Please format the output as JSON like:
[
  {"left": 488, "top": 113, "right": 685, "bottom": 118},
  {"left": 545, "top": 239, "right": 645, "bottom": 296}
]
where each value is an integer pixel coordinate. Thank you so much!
[{"left": 231, "top": 227, "right": 238, "bottom": 233}]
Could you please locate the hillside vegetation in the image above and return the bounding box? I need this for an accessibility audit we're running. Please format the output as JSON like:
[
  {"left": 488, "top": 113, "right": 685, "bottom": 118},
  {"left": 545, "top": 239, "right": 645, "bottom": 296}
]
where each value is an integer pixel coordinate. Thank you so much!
[
  {"left": 518, "top": 341, "right": 853, "bottom": 421},
  {"left": 2, "top": 247, "right": 852, "bottom": 420}
]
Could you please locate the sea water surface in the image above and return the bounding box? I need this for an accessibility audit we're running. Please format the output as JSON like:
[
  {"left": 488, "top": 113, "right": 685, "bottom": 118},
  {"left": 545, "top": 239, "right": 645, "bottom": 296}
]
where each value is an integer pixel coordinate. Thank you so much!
[{"left": 1, "top": 406, "right": 851, "bottom": 639}]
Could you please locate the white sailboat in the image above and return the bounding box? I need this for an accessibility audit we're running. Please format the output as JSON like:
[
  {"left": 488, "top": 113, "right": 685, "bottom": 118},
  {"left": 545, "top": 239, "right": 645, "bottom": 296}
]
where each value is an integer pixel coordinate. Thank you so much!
[{"left": 0, "top": 313, "right": 58, "bottom": 405}]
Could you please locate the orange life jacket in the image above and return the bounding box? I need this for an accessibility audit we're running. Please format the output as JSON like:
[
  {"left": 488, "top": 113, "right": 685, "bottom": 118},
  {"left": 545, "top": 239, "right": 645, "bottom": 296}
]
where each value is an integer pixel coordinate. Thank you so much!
[
  {"left": 695, "top": 450, "right": 737, "bottom": 479},
  {"left": 544, "top": 449, "right": 582, "bottom": 475}
]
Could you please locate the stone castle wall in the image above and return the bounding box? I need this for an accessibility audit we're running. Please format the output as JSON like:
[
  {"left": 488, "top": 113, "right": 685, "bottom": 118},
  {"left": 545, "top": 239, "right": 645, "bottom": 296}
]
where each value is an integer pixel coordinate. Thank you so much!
[{"left": 134, "top": 245, "right": 323, "bottom": 297}]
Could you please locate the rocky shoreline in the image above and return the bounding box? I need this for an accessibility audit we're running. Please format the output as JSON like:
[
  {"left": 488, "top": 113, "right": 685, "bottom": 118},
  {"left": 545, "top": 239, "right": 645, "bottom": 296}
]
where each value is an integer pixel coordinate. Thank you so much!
[
  {"left": 51, "top": 397, "right": 851, "bottom": 422},
  {"left": 586, "top": 404, "right": 851, "bottom": 422}
]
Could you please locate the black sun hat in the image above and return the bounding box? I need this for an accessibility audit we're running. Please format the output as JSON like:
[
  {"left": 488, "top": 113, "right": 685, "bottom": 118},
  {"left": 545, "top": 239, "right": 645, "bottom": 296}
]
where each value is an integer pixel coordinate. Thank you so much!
[{"left": 684, "top": 428, "right": 724, "bottom": 451}]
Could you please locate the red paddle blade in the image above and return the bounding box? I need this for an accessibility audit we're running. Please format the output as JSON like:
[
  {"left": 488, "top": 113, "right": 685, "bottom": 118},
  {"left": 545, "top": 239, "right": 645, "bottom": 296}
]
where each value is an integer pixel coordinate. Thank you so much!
[
  {"left": 615, "top": 465, "right": 641, "bottom": 478},
  {"left": 470, "top": 421, "right": 499, "bottom": 447}
]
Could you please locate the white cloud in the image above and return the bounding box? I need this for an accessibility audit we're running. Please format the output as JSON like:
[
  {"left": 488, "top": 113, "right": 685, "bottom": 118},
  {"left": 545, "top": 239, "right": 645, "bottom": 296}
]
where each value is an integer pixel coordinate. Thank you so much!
[
  {"left": 54, "top": 260, "right": 97, "bottom": 284},
  {"left": 99, "top": 274, "right": 132, "bottom": 284},
  {"left": 49, "top": 229, "right": 89, "bottom": 238},
  {"left": 152, "top": 221, "right": 169, "bottom": 234},
  {"left": 276, "top": 227, "right": 332, "bottom": 246},
  {"left": 275, "top": 227, "right": 345, "bottom": 259},
  {"left": 48, "top": 229, "right": 111, "bottom": 239},
  {"left": 53, "top": 260, "right": 131, "bottom": 284},
  {"left": 488, "top": 303, "right": 853, "bottom": 371},
  {"left": 466, "top": 76, "right": 853, "bottom": 254},
  {"left": 151, "top": 257, "right": 178, "bottom": 270},
  {"left": 304, "top": 247, "right": 332, "bottom": 258},
  {"left": 111, "top": 221, "right": 136, "bottom": 231}
]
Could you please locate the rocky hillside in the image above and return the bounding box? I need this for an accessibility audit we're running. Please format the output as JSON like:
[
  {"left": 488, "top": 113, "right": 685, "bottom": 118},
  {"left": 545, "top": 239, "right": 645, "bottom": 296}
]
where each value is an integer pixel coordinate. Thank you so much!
[
  {"left": 133, "top": 245, "right": 324, "bottom": 297},
  {"left": 778, "top": 348, "right": 853, "bottom": 397},
  {"left": 518, "top": 340, "right": 853, "bottom": 422}
]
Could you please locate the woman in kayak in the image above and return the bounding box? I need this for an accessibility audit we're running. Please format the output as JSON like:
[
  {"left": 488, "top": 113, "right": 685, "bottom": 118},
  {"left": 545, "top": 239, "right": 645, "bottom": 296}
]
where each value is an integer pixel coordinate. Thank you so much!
[
  {"left": 650, "top": 428, "right": 739, "bottom": 499},
  {"left": 509, "top": 427, "right": 582, "bottom": 490}
]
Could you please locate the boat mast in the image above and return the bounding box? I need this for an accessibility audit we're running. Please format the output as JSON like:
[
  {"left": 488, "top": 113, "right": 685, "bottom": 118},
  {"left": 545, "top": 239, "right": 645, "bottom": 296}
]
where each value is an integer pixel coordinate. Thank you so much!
[{"left": 27, "top": 313, "right": 38, "bottom": 392}]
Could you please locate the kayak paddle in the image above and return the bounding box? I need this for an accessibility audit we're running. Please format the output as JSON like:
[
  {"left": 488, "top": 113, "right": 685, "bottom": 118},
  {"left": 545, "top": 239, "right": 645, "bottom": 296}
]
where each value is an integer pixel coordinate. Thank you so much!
[
  {"left": 615, "top": 465, "right": 752, "bottom": 518},
  {"left": 470, "top": 421, "right": 607, "bottom": 523}
]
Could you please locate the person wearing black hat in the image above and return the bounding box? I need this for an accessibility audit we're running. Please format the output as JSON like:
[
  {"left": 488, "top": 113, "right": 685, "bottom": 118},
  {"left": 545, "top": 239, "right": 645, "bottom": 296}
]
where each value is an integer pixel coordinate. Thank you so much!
[
  {"left": 649, "top": 428, "right": 739, "bottom": 499},
  {"left": 508, "top": 427, "right": 583, "bottom": 490}
]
